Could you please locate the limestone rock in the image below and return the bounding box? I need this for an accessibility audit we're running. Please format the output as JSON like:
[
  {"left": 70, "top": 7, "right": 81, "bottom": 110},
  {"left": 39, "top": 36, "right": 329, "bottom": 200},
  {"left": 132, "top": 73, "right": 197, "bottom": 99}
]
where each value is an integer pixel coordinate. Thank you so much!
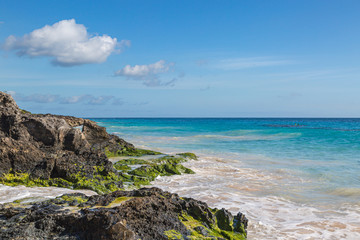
[{"left": 0, "top": 91, "right": 133, "bottom": 179}]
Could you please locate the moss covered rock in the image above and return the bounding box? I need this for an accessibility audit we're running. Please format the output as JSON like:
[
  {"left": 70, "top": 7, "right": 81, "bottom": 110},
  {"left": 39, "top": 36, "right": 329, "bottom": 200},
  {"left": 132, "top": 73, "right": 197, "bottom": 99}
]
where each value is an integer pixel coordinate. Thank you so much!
[
  {"left": 0, "top": 188, "right": 248, "bottom": 240},
  {"left": 105, "top": 147, "right": 162, "bottom": 158},
  {"left": 177, "top": 152, "right": 198, "bottom": 160}
]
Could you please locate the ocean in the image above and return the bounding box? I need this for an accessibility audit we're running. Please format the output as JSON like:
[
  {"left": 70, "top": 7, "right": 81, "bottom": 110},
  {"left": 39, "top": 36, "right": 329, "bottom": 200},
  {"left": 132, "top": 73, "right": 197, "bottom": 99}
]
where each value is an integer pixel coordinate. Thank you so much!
[{"left": 93, "top": 118, "right": 360, "bottom": 240}]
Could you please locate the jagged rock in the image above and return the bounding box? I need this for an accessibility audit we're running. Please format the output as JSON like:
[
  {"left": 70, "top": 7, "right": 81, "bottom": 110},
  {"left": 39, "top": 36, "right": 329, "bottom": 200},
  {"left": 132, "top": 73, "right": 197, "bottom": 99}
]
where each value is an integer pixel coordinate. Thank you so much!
[
  {"left": 233, "top": 212, "right": 248, "bottom": 235},
  {"left": 0, "top": 188, "right": 248, "bottom": 240},
  {"left": 215, "top": 208, "right": 234, "bottom": 231},
  {"left": 0, "top": 91, "right": 249, "bottom": 239},
  {"left": 0, "top": 91, "right": 134, "bottom": 179}
]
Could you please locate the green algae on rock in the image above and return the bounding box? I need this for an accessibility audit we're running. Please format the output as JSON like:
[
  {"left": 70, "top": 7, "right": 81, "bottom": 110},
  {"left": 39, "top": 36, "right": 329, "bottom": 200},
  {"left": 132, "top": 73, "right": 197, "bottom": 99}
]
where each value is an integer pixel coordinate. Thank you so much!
[
  {"left": 179, "top": 211, "right": 247, "bottom": 240},
  {"left": 113, "top": 158, "right": 149, "bottom": 166},
  {"left": 0, "top": 188, "right": 248, "bottom": 240},
  {"left": 177, "top": 152, "right": 198, "bottom": 160},
  {"left": 164, "top": 229, "right": 184, "bottom": 239},
  {"left": 1, "top": 153, "right": 197, "bottom": 194},
  {"left": 0, "top": 91, "right": 198, "bottom": 194},
  {"left": 105, "top": 147, "right": 162, "bottom": 158},
  {"left": 112, "top": 154, "right": 195, "bottom": 188},
  {"left": 0, "top": 167, "right": 124, "bottom": 195},
  {"left": 0, "top": 91, "right": 134, "bottom": 193}
]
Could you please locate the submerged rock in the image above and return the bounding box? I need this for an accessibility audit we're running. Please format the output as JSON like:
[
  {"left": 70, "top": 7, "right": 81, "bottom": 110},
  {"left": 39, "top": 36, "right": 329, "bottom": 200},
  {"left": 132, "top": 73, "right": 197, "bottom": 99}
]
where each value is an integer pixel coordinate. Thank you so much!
[{"left": 0, "top": 188, "right": 248, "bottom": 240}]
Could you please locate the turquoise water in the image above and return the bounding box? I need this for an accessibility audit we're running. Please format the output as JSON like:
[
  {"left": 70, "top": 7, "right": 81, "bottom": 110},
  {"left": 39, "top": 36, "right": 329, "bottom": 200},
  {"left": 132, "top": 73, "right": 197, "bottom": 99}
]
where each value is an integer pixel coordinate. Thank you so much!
[{"left": 93, "top": 118, "right": 360, "bottom": 239}]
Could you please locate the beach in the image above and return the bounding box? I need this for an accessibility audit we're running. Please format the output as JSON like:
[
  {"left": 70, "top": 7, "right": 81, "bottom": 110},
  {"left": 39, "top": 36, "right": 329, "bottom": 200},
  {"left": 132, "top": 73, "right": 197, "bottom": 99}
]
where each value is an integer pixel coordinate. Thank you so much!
[
  {"left": 96, "top": 118, "right": 360, "bottom": 239},
  {"left": 3, "top": 1, "right": 360, "bottom": 238},
  {"left": 1, "top": 109, "right": 359, "bottom": 239},
  {"left": 0, "top": 92, "right": 248, "bottom": 239}
]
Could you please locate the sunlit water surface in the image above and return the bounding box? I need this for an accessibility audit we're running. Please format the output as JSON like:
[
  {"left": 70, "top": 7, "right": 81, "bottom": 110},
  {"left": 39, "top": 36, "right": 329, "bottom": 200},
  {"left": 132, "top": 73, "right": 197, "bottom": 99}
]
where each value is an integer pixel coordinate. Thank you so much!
[{"left": 96, "top": 118, "right": 360, "bottom": 240}]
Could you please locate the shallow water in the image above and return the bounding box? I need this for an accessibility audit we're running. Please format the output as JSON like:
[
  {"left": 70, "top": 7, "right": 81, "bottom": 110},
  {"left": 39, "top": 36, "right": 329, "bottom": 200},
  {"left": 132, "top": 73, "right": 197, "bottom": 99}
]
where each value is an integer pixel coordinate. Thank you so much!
[
  {"left": 152, "top": 155, "right": 360, "bottom": 239},
  {"left": 95, "top": 118, "right": 360, "bottom": 240},
  {"left": 1, "top": 118, "right": 359, "bottom": 239},
  {"left": 0, "top": 185, "right": 96, "bottom": 204}
]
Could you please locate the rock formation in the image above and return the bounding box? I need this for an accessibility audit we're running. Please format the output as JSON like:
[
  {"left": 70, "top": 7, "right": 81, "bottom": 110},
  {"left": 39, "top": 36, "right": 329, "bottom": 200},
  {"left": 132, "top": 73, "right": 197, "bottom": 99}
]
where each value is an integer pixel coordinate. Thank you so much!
[
  {"left": 0, "top": 188, "right": 248, "bottom": 240},
  {"left": 0, "top": 91, "right": 248, "bottom": 239},
  {"left": 0, "top": 91, "right": 133, "bottom": 180}
]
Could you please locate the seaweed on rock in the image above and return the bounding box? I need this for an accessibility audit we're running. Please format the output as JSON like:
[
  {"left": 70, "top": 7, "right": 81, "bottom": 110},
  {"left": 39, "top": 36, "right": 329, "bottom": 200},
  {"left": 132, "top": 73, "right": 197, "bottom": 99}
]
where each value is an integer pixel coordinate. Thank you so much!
[
  {"left": 113, "top": 155, "right": 195, "bottom": 188},
  {"left": 105, "top": 147, "right": 162, "bottom": 158},
  {"left": 0, "top": 188, "right": 248, "bottom": 240}
]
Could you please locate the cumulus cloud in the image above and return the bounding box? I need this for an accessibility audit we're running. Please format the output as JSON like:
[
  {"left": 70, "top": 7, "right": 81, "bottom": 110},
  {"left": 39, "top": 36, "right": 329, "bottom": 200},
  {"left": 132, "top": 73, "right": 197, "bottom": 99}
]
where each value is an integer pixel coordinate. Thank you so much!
[
  {"left": 114, "top": 60, "right": 177, "bottom": 87},
  {"left": 115, "top": 60, "right": 172, "bottom": 77},
  {"left": 3, "top": 19, "right": 125, "bottom": 66},
  {"left": 9, "top": 91, "right": 123, "bottom": 105}
]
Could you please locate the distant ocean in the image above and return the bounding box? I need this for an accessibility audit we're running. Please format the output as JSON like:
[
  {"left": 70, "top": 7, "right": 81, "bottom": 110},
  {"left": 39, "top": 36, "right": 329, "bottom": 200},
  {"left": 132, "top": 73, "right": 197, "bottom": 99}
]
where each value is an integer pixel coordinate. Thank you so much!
[{"left": 93, "top": 118, "right": 360, "bottom": 240}]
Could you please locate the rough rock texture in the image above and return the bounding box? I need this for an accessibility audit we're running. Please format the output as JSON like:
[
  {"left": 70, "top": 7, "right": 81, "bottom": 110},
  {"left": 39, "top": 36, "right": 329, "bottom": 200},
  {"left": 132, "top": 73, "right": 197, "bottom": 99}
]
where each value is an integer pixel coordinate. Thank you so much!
[
  {"left": 0, "top": 91, "right": 133, "bottom": 179},
  {"left": 0, "top": 188, "right": 248, "bottom": 240}
]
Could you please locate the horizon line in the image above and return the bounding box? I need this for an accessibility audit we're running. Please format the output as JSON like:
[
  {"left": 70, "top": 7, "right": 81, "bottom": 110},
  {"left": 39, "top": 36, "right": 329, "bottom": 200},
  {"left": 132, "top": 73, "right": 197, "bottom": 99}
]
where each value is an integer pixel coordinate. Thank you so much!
[{"left": 84, "top": 117, "right": 360, "bottom": 119}]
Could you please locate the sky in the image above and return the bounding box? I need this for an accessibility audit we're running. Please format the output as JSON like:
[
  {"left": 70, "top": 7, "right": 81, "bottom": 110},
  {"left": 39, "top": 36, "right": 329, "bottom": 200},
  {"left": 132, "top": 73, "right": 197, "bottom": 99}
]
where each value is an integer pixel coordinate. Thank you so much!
[{"left": 1, "top": 0, "right": 360, "bottom": 117}]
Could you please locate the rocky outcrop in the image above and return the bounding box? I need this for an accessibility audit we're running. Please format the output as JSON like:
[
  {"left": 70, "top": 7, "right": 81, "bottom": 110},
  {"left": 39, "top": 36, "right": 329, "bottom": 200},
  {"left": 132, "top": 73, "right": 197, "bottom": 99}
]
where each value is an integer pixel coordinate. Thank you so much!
[
  {"left": 0, "top": 91, "right": 249, "bottom": 239},
  {"left": 35, "top": 114, "right": 133, "bottom": 153},
  {"left": 0, "top": 188, "right": 248, "bottom": 240},
  {"left": 0, "top": 91, "right": 199, "bottom": 194},
  {"left": 0, "top": 91, "right": 133, "bottom": 180}
]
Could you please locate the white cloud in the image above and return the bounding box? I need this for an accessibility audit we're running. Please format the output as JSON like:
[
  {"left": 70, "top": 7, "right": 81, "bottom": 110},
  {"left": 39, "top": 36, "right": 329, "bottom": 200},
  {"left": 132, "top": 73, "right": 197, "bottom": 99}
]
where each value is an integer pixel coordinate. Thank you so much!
[
  {"left": 216, "top": 57, "right": 292, "bottom": 70},
  {"left": 3, "top": 19, "right": 124, "bottom": 66},
  {"left": 114, "top": 60, "right": 177, "bottom": 87},
  {"left": 115, "top": 60, "right": 172, "bottom": 77}
]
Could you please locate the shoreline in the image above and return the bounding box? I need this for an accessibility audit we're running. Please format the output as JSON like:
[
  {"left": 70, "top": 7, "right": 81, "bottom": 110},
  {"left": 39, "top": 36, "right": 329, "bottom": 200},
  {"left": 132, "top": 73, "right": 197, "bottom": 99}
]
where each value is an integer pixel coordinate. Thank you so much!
[
  {"left": 2, "top": 90, "right": 360, "bottom": 239},
  {"left": 117, "top": 139, "right": 360, "bottom": 240},
  {"left": 0, "top": 91, "right": 248, "bottom": 239}
]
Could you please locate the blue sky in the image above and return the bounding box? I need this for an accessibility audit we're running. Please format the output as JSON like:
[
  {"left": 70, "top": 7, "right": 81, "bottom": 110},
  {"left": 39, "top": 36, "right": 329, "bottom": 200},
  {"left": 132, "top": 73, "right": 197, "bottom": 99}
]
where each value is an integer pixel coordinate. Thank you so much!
[{"left": 1, "top": 0, "right": 360, "bottom": 117}]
